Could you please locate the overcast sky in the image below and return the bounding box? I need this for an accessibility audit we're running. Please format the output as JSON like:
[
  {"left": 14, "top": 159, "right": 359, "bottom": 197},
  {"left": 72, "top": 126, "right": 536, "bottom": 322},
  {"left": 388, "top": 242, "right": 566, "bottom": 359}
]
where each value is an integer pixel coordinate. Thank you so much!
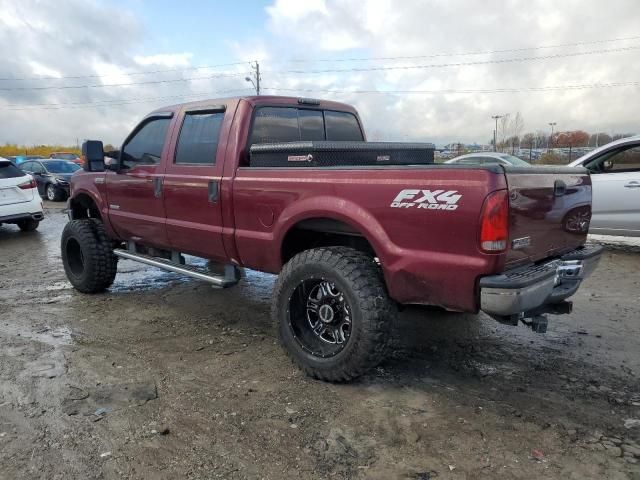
[{"left": 1, "top": 0, "right": 639, "bottom": 147}]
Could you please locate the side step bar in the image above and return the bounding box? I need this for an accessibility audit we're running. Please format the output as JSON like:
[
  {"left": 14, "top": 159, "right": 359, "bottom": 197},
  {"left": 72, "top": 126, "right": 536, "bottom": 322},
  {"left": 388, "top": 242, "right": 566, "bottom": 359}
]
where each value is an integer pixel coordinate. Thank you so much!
[{"left": 113, "top": 249, "right": 241, "bottom": 288}]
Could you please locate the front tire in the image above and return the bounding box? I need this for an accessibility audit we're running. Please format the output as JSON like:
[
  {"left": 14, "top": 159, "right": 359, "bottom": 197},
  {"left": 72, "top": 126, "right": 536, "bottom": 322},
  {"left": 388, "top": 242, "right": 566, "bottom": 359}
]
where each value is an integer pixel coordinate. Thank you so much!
[
  {"left": 273, "top": 247, "right": 395, "bottom": 382},
  {"left": 46, "top": 184, "right": 64, "bottom": 202},
  {"left": 61, "top": 219, "right": 118, "bottom": 293},
  {"left": 17, "top": 219, "right": 39, "bottom": 231}
]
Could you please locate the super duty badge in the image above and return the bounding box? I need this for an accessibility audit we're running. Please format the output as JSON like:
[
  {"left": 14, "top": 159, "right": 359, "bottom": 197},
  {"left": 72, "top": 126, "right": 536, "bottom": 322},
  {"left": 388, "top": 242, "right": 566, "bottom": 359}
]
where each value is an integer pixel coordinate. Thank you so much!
[{"left": 391, "top": 189, "right": 462, "bottom": 211}]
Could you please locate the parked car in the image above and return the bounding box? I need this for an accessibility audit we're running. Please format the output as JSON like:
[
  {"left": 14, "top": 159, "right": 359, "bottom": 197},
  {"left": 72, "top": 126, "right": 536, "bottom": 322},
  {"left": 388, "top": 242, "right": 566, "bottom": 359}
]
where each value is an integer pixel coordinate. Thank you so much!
[
  {"left": 446, "top": 152, "right": 531, "bottom": 166},
  {"left": 50, "top": 152, "right": 83, "bottom": 166},
  {"left": 19, "top": 159, "right": 81, "bottom": 201},
  {"left": 0, "top": 157, "right": 44, "bottom": 231},
  {"left": 569, "top": 136, "right": 640, "bottom": 237},
  {"left": 61, "top": 96, "right": 601, "bottom": 381}
]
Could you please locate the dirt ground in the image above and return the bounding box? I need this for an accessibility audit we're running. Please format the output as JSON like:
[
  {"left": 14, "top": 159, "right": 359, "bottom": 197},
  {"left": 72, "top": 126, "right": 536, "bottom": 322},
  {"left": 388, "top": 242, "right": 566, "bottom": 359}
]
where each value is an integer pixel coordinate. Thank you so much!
[{"left": 1, "top": 202, "right": 639, "bottom": 480}]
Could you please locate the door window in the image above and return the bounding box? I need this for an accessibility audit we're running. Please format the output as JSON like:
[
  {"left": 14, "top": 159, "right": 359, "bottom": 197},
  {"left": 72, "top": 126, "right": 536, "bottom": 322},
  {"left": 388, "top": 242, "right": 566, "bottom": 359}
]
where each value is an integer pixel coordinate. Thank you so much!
[
  {"left": 30, "top": 162, "right": 45, "bottom": 174},
  {"left": 121, "top": 118, "right": 171, "bottom": 169},
  {"left": 175, "top": 112, "right": 225, "bottom": 165},
  {"left": 585, "top": 145, "right": 640, "bottom": 174}
]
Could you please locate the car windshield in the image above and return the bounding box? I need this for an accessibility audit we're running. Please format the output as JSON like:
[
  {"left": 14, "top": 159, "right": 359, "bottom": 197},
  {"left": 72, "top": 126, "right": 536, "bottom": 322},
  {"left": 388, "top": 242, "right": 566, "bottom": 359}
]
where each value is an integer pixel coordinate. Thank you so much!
[
  {"left": 54, "top": 153, "right": 78, "bottom": 160},
  {"left": 44, "top": 161, "right": 81, "bottom": 174}
]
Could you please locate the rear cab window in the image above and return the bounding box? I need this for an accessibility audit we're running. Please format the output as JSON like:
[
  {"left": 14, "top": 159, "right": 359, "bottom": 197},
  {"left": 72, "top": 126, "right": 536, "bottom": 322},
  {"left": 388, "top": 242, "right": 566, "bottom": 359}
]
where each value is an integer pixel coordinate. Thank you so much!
[
  {"left": 249, "top": 106, "right": 364, "bottom": 146},
  {"left": 0, "top": 162, "right": 26, "bottom": 179}
]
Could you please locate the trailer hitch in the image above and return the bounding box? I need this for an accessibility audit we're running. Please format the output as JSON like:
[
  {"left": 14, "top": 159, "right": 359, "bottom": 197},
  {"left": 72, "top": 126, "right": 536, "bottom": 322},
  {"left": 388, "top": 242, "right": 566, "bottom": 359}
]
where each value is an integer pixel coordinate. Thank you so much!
[{"left": 490, "top": 300, "right": 573, "bottom": 334}]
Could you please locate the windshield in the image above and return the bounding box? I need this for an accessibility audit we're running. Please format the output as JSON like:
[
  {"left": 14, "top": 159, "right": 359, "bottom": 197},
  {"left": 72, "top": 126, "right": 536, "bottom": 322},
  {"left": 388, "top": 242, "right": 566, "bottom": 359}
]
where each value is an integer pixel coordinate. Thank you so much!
[
  {"left": 500, "top": 154, "right": 531, "bottom": 166},
  {"left": 44, "top": 161, "right": 81, "bottom": 174}
]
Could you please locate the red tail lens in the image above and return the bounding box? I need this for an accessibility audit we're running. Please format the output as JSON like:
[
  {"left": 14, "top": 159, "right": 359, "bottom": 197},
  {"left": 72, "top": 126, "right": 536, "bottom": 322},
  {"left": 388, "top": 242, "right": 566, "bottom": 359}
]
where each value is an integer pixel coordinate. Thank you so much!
[
  {"left": 479, "top": 189, "right": 509, "bottom": 253},
  {"left": 18, "top": 177, "right": 37, "bottom": 190}
]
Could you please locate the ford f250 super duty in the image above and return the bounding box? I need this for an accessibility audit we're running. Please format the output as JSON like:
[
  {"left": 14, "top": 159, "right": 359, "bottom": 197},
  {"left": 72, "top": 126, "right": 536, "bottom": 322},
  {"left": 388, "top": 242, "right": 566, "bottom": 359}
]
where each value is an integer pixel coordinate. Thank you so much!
[{"left": 61, "top": 95, "right": 603, "bottom": 382}]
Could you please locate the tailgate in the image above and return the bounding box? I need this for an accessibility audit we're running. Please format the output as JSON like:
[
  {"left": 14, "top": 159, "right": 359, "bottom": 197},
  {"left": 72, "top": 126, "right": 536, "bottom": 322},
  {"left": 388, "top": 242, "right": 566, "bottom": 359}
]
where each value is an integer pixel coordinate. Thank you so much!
[{"left": 503, "top": 165, "right": 592, "bottom": 268}]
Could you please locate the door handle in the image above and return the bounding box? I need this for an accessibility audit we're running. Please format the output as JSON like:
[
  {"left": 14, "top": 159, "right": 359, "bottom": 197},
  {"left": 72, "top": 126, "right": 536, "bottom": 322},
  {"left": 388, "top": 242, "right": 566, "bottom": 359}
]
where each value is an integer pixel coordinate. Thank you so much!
[
  {"left": 208, "top": 180, "right": 219, "bottom": 203},
  {"left": 153, "top": 177, "right": 163, "bottom": 198},
  {"left": 624, "top": 181, "right": 640, "bottom": 188}
]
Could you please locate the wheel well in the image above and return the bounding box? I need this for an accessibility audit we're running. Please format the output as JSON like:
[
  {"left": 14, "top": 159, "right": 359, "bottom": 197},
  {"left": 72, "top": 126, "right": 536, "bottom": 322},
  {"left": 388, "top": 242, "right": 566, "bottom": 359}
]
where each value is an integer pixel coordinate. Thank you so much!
[
  {"left": 281, "top": 218, "right": 377, "bottom": 264},
  {"left": 69, "top": 194, "right": 101, "bottom": 221}
]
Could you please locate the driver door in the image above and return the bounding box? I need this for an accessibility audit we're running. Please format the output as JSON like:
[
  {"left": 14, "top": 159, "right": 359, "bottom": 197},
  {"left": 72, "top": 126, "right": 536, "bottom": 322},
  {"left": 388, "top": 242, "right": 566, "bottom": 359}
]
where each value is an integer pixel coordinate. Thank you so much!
[
  {"left": 585, "top": 145, "right": 640, "bottom": 236},
  {"left": 106, "top": 113, "right": 176, "bottom": 248}
]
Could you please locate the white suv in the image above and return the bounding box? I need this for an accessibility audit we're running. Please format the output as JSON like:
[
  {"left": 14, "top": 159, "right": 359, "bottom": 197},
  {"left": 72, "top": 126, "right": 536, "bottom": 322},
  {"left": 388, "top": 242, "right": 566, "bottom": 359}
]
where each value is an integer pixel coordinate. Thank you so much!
[{"left": 0, "top": 158, "right": 44, "bottom": 231}]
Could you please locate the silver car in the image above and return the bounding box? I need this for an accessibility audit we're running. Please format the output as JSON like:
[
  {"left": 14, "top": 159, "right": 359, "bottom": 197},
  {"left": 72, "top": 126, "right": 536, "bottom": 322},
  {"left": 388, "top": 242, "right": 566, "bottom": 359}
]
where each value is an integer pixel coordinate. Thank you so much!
[
  {"left": 445, "top": 152, "right": 531, "bottom": 166},
  {"left": 569, "top": 136, "right": 640, "bottom": 237}
]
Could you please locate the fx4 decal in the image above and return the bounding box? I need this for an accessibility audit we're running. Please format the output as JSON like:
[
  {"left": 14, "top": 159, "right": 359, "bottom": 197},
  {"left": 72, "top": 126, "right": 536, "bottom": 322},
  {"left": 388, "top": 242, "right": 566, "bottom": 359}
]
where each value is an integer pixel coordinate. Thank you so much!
[{"left": 391, "top": 189, "right": 462, "bottom": 210}]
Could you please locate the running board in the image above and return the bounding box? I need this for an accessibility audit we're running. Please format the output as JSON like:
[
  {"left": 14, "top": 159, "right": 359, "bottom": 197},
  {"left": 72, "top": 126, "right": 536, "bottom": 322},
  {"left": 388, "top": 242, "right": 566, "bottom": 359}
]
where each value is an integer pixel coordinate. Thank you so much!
[{"left": 113, "top": 249, "right": 241, "bottom": 288}]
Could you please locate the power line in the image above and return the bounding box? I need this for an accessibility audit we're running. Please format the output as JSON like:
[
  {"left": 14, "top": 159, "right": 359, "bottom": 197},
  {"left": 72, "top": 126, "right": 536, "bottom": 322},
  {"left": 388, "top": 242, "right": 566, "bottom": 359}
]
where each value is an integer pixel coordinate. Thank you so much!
[
  {"left": 264, "top": 45, "right": 640, "bottom": 75},
  {"left": 0, "top": 88, "right": 255, "bottom": 111},
  {"left": 0, "top": 71, "right": 248, "bottom": 91},
  {"left": 281, "top": 34, "right": 640, "bottom": 63},
  {"left": 0, "top": 61, "right": 252, "bottom": 81},
  {"left": 262, "top": 81, "right": 640, "bottom": 95}
]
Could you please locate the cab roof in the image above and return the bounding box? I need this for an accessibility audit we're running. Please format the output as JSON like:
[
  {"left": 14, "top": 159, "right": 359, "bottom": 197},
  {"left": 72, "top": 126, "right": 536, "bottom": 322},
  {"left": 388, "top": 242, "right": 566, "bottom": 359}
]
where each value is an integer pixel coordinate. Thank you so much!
[{"left": 150, "top": 95, "right": 358, "bottom": 116}]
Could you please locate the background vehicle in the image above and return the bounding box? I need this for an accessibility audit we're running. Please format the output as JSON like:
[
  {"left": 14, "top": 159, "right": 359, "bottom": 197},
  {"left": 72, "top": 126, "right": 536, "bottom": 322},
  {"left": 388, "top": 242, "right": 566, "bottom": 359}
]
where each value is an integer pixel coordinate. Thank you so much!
[
  {"left": 0, "top": 157, "right": 43, "bottom": 231},
  {"left": 569, "top": 136, "right": 640, "bottom": 236},
  {"left": 20, "top": 159, "right": 81, "bottom": 201},
  {"left": 61, "top": 96, "right": 601, "bottom": 381},
  {"left": 446, "top": 152, "right": 531, "bottom": 166},
  {"left": 50, "top": 152, "right": 83, "bottom": 166},
  {"left": 12, "top": 155, "right": 45, "bottom": 165}
]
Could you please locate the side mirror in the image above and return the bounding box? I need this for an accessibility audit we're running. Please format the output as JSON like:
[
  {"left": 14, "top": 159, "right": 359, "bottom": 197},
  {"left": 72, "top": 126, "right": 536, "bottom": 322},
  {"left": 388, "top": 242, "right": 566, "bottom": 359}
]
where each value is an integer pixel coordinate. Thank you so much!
[{"left": 82, "top": 140, "right": 105, "bottom": 172}]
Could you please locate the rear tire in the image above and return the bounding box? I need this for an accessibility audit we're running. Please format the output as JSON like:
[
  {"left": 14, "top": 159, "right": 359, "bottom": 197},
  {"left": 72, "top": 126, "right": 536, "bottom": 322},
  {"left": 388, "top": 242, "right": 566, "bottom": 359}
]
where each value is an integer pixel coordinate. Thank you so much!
[
  {"left": 17, "top": 219, "right": 39, "bottom": 231},
  {"left": 61, "top": 219, "right": 118, "bottom": 293},
  {"left": 273, "top": 247, "right": 395, "bottom": 382}
]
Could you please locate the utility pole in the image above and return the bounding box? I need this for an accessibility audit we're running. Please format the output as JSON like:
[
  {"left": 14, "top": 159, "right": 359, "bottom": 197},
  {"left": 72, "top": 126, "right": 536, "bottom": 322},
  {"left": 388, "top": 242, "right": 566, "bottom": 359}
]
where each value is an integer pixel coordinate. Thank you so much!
[
  {"left": 548, "top": 122, "right": 557, "bottom": 152},
  {"left": 491, "top": 115, "right": 503, "bottom": 152},
  {"left": 245, "top": 61, "right": 261, "bottom": 95}
]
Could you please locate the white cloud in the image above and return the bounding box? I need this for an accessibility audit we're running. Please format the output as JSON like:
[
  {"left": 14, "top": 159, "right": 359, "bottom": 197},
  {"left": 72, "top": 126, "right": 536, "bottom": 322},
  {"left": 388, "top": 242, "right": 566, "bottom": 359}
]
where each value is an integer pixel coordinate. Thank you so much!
[{"left": 134, "top": 53, "right": 193, "bottom": 68}]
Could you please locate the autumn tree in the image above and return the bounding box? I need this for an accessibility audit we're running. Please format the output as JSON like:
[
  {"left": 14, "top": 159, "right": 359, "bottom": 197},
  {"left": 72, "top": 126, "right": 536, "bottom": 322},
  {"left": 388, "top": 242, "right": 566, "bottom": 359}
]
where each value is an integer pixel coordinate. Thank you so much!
[{"left": 552, "top": 130, "right": 589, "bottom": 161}]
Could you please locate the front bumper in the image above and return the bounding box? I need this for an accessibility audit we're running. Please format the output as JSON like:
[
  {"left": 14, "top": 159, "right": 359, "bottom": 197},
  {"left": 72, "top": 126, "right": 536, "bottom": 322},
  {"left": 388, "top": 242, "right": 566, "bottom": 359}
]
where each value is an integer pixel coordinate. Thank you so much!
[{"left": 479, "top": 244, "right": 603, "bottom": 317}]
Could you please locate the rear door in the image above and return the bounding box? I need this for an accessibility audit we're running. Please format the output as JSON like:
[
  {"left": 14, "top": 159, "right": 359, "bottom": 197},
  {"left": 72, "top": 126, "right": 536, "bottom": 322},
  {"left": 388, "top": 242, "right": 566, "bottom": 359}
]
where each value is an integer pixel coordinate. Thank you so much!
[
  {"left": 106, "top": 113, "right": 174, "bottom": 248},
  {"left": 503, "top": 166, "right": 592, "bottom": 268},
  {"left": 581, "top": 144, "right": 640, "bottom": 236},
  {"left": 162, "top": 104, "right": 229, "bottom": 261}
]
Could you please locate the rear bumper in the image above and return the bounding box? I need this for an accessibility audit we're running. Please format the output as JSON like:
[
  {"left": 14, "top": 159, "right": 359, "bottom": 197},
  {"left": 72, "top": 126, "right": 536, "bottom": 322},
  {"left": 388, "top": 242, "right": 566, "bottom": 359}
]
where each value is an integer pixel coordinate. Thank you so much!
[
  {"left": 0, "top": 211, "right": 44, "bottom": 223},
  {"left": 479, "top": 244, "right": 603, "bottom": 317}
]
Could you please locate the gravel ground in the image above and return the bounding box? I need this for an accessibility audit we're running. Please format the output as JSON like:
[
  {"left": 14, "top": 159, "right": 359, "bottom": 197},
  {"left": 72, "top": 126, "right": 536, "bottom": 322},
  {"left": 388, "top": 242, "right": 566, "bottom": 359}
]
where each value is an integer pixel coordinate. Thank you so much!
[{"left": 0, "top": 202, "right": 639, "bottom": 479}]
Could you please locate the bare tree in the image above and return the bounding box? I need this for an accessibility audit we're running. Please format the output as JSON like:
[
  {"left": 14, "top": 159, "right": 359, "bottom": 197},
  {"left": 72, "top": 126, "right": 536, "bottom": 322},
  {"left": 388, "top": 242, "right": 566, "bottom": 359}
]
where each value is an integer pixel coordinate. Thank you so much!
[
  {"left": 498, "top": 114, "right": 511, "bottom": 152},
  {"left": 508, "top": 112, "right": 524, "bottom": 154},
  {"left": 521, "top": 133, "right": 535, "bottom": 162}
]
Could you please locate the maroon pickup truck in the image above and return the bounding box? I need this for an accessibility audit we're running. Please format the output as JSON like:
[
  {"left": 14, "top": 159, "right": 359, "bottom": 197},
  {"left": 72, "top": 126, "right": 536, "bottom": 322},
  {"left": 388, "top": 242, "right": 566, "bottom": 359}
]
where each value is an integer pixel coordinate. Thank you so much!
[{"left": 61, "top": 95, "right": 602, "bottom": 381}]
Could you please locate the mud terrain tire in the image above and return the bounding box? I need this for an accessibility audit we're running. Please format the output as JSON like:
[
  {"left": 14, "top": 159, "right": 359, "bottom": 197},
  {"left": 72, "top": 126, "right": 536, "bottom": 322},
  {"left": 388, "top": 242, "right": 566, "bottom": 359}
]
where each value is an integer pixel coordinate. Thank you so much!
[
  {"left": 61, "top": 219, "right": 118, "bottom": 293},
  {"left": 273, "top": 247, "right": 395, "bottom": 382}
]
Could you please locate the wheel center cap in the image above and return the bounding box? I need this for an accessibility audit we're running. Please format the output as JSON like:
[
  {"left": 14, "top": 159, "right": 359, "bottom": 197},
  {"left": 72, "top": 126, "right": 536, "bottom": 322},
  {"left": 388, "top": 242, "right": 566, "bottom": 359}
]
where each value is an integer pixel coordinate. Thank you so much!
[{"left": 318, "top": 304, "right": 335, "bottom": 323}]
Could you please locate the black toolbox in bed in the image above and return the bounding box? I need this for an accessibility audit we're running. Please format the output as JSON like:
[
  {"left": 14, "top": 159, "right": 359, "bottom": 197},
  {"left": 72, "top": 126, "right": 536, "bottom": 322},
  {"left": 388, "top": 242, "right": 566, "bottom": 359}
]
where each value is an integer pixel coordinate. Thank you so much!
[{"left": 249, "top": 141, "right": 435, "bottom": 168}]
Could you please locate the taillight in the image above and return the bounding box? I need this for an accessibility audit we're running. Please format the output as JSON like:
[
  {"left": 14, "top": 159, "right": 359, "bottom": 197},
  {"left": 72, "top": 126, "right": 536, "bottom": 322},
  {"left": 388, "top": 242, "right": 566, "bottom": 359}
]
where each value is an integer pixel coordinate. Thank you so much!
[
  {"left": 479, "top": 189, "right": 509, "bottom": 253},
  {"left": 18, "top": 177, "right": 37, "bottom": 190}
]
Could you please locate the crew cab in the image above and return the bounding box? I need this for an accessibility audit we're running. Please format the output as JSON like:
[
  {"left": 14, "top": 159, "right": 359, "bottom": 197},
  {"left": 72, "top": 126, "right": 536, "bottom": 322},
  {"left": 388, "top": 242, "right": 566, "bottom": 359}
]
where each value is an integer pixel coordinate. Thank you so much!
[{"left": 61, "top": 96, "right": 602, "bottom": 381}]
